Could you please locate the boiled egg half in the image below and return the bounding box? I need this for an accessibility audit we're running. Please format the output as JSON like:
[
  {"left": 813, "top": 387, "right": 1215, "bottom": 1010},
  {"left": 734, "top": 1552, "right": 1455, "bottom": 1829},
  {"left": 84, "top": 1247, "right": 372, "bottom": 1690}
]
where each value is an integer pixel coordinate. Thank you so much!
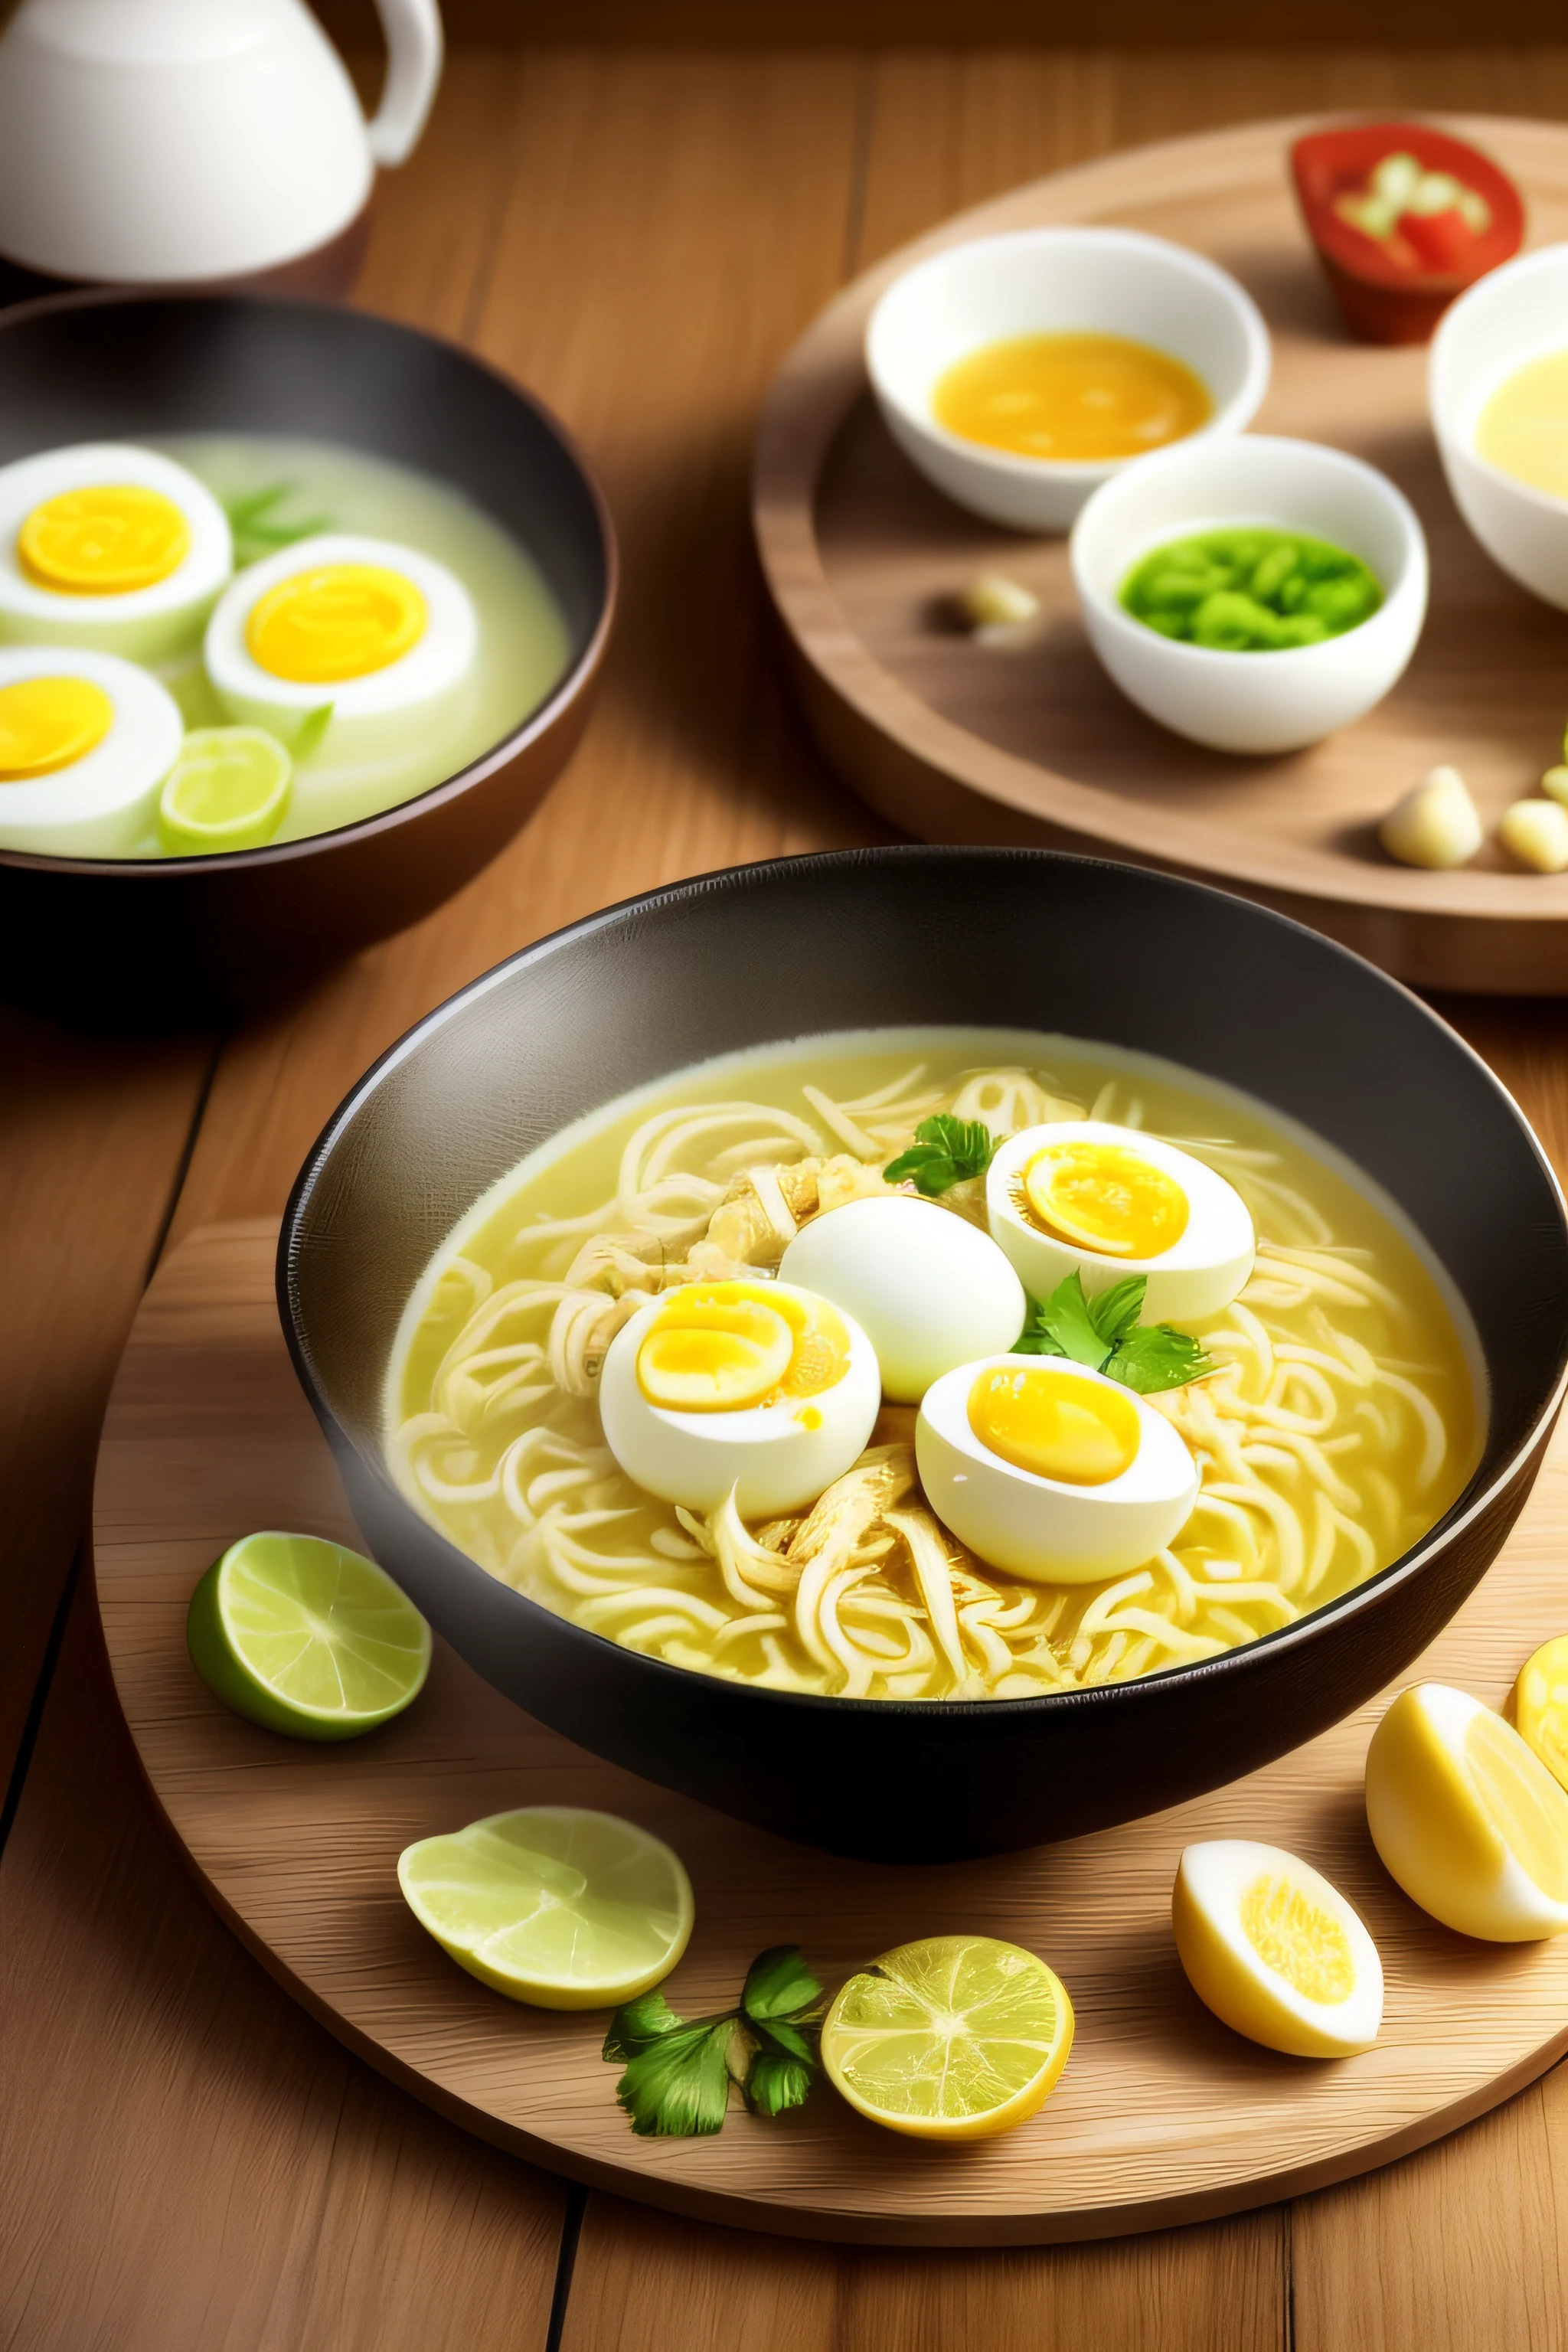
[
  {"left": 987, "top": 1119, "right": 1255, "bottom": 1324},
  {"left": 1365, "top": 1683, "right": 1568, "bottom": 1941},
  {"left": 0, "top": 645, "right": 183, "bottom": 857},
  {"left": 598, "top": 1279, "right": 881, "bottom": 1517},
  {"left": 779, "top": 1195, "right": 1026, "bottom": 1403},
  {"left": 916, "top": 1354, "right": 1197, "bottom": 1583},
  {"left": 204, "top": 531, "right": 478, "bottom": 763},
  {"left": 1173, "top": 1839, "right": 1384, "bottom": 2056},
  {"left": 0, "top": 443, "right": 233, "bottom": 662}
]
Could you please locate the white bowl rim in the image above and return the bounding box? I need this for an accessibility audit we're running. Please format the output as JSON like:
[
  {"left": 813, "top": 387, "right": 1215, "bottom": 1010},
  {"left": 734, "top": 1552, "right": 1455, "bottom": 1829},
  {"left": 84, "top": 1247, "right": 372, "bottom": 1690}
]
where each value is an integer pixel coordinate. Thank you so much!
[
  {"left": 1070, "top": 433, "right": 1427, "bottom": 668},
  {"left": 1429, "top": 244, "right": 1568, "bottom": 525},
  {"left": 865, "top": 224, "right": 1272, "bottom": 487}
]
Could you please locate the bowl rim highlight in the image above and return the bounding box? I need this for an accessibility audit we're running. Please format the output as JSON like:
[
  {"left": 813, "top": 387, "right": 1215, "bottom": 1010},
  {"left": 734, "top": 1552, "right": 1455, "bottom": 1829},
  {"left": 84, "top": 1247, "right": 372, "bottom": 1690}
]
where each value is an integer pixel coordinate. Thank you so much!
[
  {"left": 0, "top": 286, "right": 619, "bottom": 879},
  {"left": 279, "top": 844, "right": 1566, "bottom": 1732}
]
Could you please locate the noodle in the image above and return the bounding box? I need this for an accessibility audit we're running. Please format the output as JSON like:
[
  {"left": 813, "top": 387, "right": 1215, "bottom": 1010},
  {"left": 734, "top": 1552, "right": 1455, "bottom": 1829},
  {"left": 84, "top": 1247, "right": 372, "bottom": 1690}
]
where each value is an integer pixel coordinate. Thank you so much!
[{"left": 388, "top": 1033, "right": 1478, "bottom": 1701}]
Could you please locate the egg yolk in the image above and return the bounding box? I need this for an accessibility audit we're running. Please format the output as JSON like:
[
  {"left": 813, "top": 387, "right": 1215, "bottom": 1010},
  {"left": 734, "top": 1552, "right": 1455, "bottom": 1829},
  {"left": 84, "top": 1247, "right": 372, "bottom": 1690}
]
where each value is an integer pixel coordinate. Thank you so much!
[
  {"left": 1022, "top": 1142, "right": 1189, "bottom": 1259},
  {"left": 637, "top": 1282, "right": 850, "bottom": 1413},
  {"left": 1465, "top": 1707, "right": 1568, "bottom": 1902},
  {"left": 18, "top": 485, "right": 191, "bottom": 595},
  {"left": 968, "top": 1364, "right": 1140, "bottom": 1487},
  {"left": 246, "top": 563, "right": 427, "bottom": 683},
  {"left": 0, "top": 675, "right": 114, "bottom": 779},
  {"left": 1239, "top": 1873, "right": 1354, "bottom": 2004}
]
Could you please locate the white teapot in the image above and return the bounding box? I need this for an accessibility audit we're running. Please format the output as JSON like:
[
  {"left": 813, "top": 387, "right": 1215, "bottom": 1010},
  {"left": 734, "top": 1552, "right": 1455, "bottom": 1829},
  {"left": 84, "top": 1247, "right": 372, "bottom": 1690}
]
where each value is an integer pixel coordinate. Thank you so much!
[{"left": 0, "top": 0, "right": 442, "bottom": 289}]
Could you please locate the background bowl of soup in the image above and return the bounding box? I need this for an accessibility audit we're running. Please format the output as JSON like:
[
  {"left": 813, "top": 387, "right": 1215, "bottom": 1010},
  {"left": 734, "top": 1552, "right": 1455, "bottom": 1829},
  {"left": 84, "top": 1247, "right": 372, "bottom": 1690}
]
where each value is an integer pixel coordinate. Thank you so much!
[
  {"left": 0, "top": 292, "right": 616, "bottom": 1023},
  {"left": 280, "top": 846, "right": 1568, "bottom": 1862},
  {"left": 1430, "top": 243, "right": 1568, "bottom": 612},
  {"left": 864, "top": 227, "right": 1271, "bottom": 532}
]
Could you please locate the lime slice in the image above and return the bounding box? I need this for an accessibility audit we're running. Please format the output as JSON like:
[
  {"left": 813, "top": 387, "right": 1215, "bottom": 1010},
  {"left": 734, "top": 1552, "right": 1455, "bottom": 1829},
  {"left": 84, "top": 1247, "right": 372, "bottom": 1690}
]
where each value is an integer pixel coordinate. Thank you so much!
[
  {"left": 186, "top": 1530, "right": 430, "bottom": 1740},
  {"left": 158, "top": 726, "right": 291, "bottom": 853},
  {"left": 398, "top": 1807, "right": 694, "bottom": 2010},
  {"left": 821, "top": 1934, "right": 1074, "bottom": 2141}
]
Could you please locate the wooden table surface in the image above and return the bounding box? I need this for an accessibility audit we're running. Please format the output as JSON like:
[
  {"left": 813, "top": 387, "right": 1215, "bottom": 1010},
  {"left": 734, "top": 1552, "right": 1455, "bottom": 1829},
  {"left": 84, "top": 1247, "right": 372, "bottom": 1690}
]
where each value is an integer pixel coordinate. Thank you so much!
[{"left": 4, "top": 47, "right": 1568, "bottom": 2352}]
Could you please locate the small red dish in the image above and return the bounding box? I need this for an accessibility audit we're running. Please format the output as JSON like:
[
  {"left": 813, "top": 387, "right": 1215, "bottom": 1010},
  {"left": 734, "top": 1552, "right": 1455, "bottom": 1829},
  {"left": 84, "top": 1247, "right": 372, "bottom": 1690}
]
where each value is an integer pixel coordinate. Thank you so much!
[{"left": 1291, "top": 121, "right": 1524, "bottom": 346}]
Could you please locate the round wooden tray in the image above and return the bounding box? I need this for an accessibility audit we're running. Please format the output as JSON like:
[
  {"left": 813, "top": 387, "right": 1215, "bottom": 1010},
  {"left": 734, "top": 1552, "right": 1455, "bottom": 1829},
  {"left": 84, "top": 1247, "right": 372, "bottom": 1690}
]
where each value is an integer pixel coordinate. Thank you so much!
[
  {"left": 92, "top": 1222, "right": 1568, "bottom": 2246},
  {"left": 753, "top": 114, "right": 1568, "bottom": 995}
]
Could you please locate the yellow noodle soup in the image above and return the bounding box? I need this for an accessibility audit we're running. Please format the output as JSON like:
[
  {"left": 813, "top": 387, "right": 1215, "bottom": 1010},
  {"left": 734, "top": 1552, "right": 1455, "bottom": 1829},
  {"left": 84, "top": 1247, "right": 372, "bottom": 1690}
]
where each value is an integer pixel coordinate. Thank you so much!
[
  {"left": 933, "top": 333, "right": 1213, "bottom": 464},
  {"left": 387, "top": 1031, "right": 1479, "bottom": 1704}
]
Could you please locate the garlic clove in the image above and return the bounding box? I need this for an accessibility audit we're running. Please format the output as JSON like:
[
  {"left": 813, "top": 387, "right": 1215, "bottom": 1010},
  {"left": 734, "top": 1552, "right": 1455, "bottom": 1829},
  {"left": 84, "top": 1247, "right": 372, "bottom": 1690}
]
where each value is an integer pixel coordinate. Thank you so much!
[
  {"left": 1379, "top": 765, "right": 1483, "bottom": 871},
  {"left": 957, "top": 573, "right": 1040, "bottom": 636},
  {"left": 1539, "top": 765, "right": 1568, "bottom": 809},
  {"left": 1498, "top": 797, "right": 1568, "bottom": 874}
]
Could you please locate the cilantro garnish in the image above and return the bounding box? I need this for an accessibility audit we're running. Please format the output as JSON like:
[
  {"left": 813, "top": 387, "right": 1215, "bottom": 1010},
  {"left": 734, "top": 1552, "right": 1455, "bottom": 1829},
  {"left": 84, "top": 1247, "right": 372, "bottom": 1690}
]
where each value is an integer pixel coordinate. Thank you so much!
[
  {"left": 884, "top": 1114, "right": 996, "bottom": 1197},
  {"left": 224, "top": 482, "right": 332, "bottom": 569},
  {"left": 1016, "top": 1270, "right": 1214, "bottom": 1395},
  {"left": 603, "top": 1945, "right": 825, "bottom": 2136}
]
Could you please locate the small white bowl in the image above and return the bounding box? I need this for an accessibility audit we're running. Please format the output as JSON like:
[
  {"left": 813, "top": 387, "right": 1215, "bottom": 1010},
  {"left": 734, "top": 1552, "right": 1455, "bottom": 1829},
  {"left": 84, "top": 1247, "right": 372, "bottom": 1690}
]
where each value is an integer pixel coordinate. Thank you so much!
[
  {"left": 865, "top": 227, "right": 1270, "bottom": 533},
  {"left": 1069, "top": 435, "right": 1428, "bottom": 756},
  {"left": 1430, "top": 244, "right": 1568, "bottom": 612}
]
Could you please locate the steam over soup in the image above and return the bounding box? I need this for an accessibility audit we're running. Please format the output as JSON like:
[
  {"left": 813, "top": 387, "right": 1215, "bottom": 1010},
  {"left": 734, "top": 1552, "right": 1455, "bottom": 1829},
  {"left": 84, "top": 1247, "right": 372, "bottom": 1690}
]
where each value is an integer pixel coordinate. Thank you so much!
[{"left": 388, "top": 1031, "right": 1480, "bottom": 1702}]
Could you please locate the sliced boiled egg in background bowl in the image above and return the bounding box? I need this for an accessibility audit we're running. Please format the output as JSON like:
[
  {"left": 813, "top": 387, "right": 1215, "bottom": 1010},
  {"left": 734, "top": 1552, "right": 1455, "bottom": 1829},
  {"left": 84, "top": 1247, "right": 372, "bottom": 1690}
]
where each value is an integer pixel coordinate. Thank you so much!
[
  {"left": 597, "top": 1279, "right": 881, "bottom": 1517},
  {"left": 0, "top": 645, "right": 183, "bottom": 857},
  {"left": 916, "top": 1354, "right": 1198, "bottom": 1582},
  {"left": 1173, "top": 1839, "right": 1384, "bottom": 2056},
  {"left": 779, "top": 1194, "right": 1026, "bottom": 1403},
  {"left": 0, "top": 443, "right": 232, "bottom": 662},
  {"left": 204, "top": 531, "right": 479, "bottom": 769},
  {"left": 987, "top": 1119, "right": 1255, "bottom": 1324}
]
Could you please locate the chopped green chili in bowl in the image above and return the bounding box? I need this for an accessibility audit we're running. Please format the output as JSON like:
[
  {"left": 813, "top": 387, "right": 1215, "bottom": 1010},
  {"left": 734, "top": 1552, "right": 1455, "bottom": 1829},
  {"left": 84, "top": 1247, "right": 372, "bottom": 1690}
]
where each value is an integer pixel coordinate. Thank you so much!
[{"left": 1119, "top": 526, "right": 1383, "bottom": 652}]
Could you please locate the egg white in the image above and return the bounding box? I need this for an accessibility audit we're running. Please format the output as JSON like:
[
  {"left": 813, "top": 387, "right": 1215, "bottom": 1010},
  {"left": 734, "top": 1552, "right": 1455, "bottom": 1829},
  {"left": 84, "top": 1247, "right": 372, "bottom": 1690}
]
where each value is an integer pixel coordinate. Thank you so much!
[
  {"left": 916, "top": 1352, "right": 1199, "bottom": 1583},
  {"left": 0, "top": 443, "right": 233, "bottom": 662},
  {"left": 779, "top": 1195, "right": 1026, "bottom": 1403},
  {"left": 0, "top": 645, "right": 183, "bottom": 858},
  {"left": 1173, "top": 1839, "right": 1384, "bottom": 2057},
  {"left": 987, "top": 1119, "right": 1255, "bottom": 1324},
  {"left": 1365, "top": 1683, "right": 1568, "bottom": 1942},
  {"left": 597, "top": 1282, "right": 882, "bottom": 1517},
  {"left": 204, "top": 532, "right": 479, "bottom": 764}
]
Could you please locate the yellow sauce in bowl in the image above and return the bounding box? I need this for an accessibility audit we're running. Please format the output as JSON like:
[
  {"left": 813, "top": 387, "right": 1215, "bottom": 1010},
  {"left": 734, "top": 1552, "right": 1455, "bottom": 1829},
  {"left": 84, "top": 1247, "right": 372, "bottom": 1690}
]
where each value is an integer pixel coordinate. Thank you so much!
[
  {"left": 933, "top": 332, "right": 1213, "bottom": 463},
  {"left": 1475, "top": 349, "right": 1568, "bottom": 501}
]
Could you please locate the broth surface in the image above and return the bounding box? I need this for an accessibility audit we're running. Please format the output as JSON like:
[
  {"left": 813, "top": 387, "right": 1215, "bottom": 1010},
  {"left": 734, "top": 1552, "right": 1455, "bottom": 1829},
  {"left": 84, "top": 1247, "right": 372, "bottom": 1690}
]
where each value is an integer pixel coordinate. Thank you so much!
[{"left": 388, "top": 1029, "right": 1480, "bottom": 1702}]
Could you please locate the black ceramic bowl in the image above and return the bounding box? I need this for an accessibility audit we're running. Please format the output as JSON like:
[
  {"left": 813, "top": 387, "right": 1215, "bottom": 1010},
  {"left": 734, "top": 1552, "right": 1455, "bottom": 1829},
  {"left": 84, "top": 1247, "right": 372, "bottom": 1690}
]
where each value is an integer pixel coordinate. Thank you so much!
[
  {"left": 280, "top": 848, "right": 1568, "bottom": 1862},
  {"left": 0, "top": 292, "right": 615, "bottom": 1024}
]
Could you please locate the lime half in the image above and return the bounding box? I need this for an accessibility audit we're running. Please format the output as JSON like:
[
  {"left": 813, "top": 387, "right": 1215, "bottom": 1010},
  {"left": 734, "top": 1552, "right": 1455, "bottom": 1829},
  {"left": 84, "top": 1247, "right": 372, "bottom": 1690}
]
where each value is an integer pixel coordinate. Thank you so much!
[
  {"left": 821, "top": 1934, "right": 1074, "bottom": 2141},
  {"left": 158, "top": 726, "right": 291, "bottom": 853},
  {"left": 187, "top": 1530, "right": 431, "bottom": 1740},
  {"left": 398, "top": 1807, "right": 694, "bottom": 2009}
]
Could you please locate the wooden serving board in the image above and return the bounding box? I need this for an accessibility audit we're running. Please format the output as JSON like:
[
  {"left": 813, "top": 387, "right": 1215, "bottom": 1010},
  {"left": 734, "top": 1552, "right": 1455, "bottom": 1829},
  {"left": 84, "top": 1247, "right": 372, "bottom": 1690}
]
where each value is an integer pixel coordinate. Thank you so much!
[
  {"left": 753, "top": 114, "right": 1568, "bottom": 995},
  {"left": 91, "top": 1222, "right": 1568, "bottom": 2246}
]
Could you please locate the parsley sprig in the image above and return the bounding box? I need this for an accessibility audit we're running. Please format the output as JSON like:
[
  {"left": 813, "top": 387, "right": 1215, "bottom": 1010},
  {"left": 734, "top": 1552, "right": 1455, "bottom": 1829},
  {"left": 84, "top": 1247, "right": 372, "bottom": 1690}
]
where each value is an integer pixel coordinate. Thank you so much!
[
  {"left": 603, "top": 1945, "right": 825, "bottom": 2137},
  {"left": 224, "top": 482, "right": 332, "bottom": 570},
  {"left": 884, "top": 1114, "right": 996, "bottom": 1197},
  {"left": 1017, "top": 1270, "right": 1214, "bottom": 1395}
]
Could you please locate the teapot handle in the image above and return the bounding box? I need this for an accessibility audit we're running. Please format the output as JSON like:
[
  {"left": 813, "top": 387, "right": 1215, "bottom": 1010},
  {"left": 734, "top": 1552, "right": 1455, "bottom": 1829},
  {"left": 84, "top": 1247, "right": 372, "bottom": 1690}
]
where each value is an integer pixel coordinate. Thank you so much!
[{"left": 367, "top": 0, "right": 444, "bottom": 166}]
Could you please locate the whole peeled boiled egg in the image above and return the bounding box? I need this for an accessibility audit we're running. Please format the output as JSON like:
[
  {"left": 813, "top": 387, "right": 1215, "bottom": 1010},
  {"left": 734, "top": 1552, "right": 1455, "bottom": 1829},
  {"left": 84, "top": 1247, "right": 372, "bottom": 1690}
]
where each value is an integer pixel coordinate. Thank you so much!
[
  {"left": 987, "top": 1119, "right": 1254, "bottom": 1324},
  {"left": 916, "top": 1354, "right": 1198, "bottom": 1583},
  {"left": 778, "top": 1195, "right": 1026, "bottom": 1403},
  {"left": 0, "top": 645, "right": 184, "bottom": 856},
  {"left": 598, "top": 1279, "right": 881, "bottom": 1517},
  {"left": 0, "top": 443, "right": 233, "bottom": 662},
  {"left": 204, "top": 532, "right": 478, "bottom": 763}
]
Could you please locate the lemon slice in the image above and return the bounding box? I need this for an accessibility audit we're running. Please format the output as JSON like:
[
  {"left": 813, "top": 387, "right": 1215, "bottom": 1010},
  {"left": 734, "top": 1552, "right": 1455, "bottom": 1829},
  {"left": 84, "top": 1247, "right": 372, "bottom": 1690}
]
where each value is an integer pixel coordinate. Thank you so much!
[
  {"left": 820, "top": 1934, "right": 1073, "bottom": 2140},
  {"left": 1366, "top": 1682, "right": 1568, "bottom": 1941},
  {"left": 398, "top": 1807, "right": 694, "bottom": 2009},
  {"left": 1173, "top": 1840, "right": 1383, "bottom": 2056},
  {"left": 1514, "top": 1636, "right": 1568, "bottom": 1793},
  {"left": 158, "top": 725, "right": 291, "bottom": 852},
  {"left": 186, "top": 1530, "right": 430, "bottom": 1740}
]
